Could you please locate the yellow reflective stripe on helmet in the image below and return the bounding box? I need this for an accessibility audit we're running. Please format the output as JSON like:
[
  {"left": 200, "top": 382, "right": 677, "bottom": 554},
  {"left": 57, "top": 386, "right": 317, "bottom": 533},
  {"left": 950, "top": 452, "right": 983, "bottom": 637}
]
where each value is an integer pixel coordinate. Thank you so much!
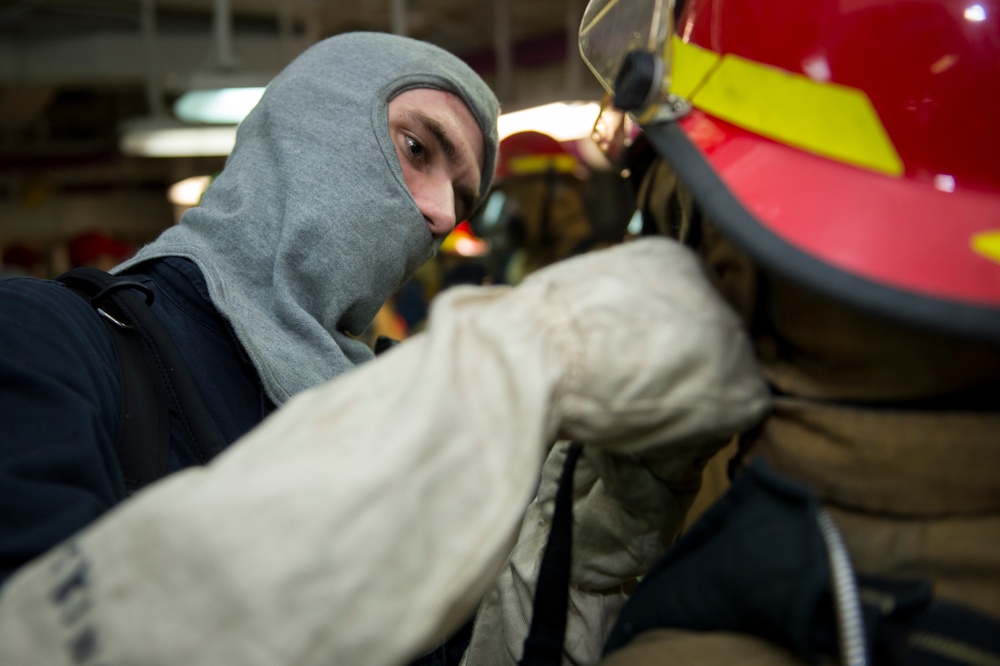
[
  {"left": 507, "top": 154, "right": 578, "bottom": 176},
  {"left": 669, "top": 36, "right": 720, "bottom": 100},
  {"left": 670, "top": 37, "right": 904, "bottom": 177},
  {"left": 972, "top": 230, "right": 1000, "bottom": 265}
]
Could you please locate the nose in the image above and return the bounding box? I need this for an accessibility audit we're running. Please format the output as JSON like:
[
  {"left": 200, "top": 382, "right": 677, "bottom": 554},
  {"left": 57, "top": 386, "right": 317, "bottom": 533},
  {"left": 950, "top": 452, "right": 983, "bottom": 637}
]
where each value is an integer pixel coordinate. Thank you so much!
[{"left": 419, "top": 178, "right": 457, "bottom": 238}]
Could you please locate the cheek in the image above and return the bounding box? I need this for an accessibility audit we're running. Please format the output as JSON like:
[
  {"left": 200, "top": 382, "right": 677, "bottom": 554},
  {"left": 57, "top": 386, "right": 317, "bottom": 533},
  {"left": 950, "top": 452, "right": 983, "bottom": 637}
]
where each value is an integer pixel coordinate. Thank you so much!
[
  {"left": 394, "top": 149, "right": 421, "bottom": 200},
  {"left": 398, "top": 164, "right": 425, "bottom": 205}
]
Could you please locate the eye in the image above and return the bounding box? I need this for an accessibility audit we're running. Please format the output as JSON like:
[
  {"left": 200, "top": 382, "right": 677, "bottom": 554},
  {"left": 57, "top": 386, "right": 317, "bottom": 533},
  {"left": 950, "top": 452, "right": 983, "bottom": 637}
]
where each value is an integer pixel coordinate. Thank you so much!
[{"left": 405, "top": 135, "right": 427, "bottom": 161}]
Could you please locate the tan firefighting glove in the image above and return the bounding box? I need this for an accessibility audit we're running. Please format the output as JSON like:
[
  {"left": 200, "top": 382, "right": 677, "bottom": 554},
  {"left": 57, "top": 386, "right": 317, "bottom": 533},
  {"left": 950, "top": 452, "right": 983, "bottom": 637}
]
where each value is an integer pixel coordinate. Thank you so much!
[
  {"left": 0, "top": 238, "right": 768, "bottom": 666},
  {"left": 461, "top": 232, "right": 771, "bottom": 665}
]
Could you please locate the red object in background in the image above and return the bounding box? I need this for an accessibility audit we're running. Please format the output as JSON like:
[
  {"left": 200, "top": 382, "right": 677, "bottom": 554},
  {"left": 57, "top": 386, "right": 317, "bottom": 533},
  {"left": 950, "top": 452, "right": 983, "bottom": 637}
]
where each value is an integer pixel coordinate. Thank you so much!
[
  {"left": 68, "top": 231, "right": 134, "bottom": 269},
  {"left": 2, "top": 243, "right": 41, "bottom": 272}
]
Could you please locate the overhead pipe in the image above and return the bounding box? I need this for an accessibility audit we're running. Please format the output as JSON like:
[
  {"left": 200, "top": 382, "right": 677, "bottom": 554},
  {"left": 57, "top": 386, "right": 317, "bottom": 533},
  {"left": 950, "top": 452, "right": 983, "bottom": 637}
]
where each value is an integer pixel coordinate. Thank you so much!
[
  {"left": 277, "top": 2, "right": 296, "bottom": 63},
  {"left": 140, "top": 0, "right": 167, "bottom": 117},
  {"left": 566, "top": 0, "right": 583, "bottom": 96},
  {"left": 494, "top": 0, "right": 513, "bottom": 101},
  {"left": 301, "top": 1, "right": 322, "bottom": 45},
  {"left": 391, "top": 0, "right": 408, "bottom": 36},
  {"left": 213, "top": 0, "right": 239, "bottom": 70}
]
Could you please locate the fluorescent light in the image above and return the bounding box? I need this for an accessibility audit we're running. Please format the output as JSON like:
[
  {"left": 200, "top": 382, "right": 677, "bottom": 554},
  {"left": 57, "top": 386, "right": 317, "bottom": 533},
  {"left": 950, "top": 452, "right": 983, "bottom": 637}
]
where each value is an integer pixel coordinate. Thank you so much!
[
  {"left": 119, "top": 117, "right": 237, "bottom": 157},
  {"left": 174, "top": 87, "right": 266, "bottom": 124},
  {"left": 498, "top": 101, "right": 601, "bottom": 141},
  {"left": 168, "top": 175, "right": 214, "bottom": 205}
]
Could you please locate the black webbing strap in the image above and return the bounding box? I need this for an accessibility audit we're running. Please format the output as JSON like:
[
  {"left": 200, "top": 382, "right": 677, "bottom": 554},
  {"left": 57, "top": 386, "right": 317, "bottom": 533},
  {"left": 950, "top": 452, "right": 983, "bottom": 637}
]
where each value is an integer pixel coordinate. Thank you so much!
[
  {"left": 601, "top": 459, "right": 1000, "bottom": 666},
  {"left": 57, "top": 267, "right": 224, "bottom": 494},
  {"left": 861, "top": 576, "right": 1000, "bottom": 666},
  {"left": 519, "top": 442, "right": 583, "bottom": 666}
]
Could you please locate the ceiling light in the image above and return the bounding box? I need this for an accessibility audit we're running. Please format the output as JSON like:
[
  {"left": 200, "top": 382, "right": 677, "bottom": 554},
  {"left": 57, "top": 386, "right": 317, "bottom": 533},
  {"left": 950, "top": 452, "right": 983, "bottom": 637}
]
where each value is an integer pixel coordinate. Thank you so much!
[
  {"left": 119, "top": 117, "right": 237, "bottom": 157},
  {"left": 171, "top": 69, "right": 272, "bottom": 124},
  {"left": 498, "top": 101, "right": 601, "bottom": 142},
  {"left": 168, "top": 175, "right": 214, "bottom": 206},
  {"left": 174, "top": 87, "right": 266, "bottom": 124}
]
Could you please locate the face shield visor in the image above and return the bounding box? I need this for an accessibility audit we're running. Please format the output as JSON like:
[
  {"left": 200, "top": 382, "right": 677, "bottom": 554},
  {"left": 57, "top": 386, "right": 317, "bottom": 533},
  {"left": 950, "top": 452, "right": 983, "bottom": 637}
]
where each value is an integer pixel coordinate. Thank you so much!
[{"left": 580, "top": 0, "right": 686, "bottom": 163}]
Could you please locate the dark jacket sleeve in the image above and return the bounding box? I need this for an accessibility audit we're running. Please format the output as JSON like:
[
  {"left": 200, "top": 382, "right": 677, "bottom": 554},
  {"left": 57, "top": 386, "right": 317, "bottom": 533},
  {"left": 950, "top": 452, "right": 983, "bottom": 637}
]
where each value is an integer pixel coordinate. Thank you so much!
[{"left": 0, "top": 277, "right": 125, "bottom": 587}]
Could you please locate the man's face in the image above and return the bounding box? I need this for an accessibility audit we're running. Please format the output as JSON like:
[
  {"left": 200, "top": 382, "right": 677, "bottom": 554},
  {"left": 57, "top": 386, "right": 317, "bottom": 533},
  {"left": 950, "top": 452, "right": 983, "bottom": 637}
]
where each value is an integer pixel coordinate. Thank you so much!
[{"left": 387, "top": 88, "right": 485, "bottom": 240}]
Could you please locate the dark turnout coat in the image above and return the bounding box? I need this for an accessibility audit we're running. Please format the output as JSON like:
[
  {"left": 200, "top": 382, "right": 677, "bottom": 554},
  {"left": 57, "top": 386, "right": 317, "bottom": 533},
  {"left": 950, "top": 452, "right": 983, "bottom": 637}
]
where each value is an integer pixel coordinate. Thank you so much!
[{"left": 0, "top": 257, "right": 273, "bottom": 586}]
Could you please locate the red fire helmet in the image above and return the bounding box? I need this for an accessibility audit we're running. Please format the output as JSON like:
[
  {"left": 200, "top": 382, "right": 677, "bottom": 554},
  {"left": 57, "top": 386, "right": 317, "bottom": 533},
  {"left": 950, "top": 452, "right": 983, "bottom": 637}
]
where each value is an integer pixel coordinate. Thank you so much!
[
  {"left": 495, "top": 130, "right": 581, "bottom": 182},
  {"left": 581, "top": 0, "right": 1000, "bottom": 341}
]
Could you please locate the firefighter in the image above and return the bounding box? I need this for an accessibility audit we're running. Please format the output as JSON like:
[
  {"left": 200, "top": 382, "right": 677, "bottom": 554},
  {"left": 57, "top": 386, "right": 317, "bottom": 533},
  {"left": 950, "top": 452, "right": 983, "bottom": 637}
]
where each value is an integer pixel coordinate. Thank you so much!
[
  {"left": 575, "top": 0, "right": 1000, "bottom": 663},
  {"left": 478, "top": 130, "right": 597, "bottom": 284}
]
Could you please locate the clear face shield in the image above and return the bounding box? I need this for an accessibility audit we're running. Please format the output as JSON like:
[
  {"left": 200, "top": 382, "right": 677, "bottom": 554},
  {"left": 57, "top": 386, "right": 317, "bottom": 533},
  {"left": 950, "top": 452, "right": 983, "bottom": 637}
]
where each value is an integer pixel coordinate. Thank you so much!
[
  {"left": 580, "top": 0, "right": 702, "bottom": 244},
  {"left": 578, "top": 0, "right": 690, "bottom": 162}
]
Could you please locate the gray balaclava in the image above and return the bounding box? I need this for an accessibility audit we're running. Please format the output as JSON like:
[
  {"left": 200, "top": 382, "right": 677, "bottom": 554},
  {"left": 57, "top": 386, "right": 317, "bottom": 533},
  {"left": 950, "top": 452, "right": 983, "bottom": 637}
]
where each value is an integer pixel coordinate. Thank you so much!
[{"left": 117, "top": 32, "right": 500, "bottom": 406}]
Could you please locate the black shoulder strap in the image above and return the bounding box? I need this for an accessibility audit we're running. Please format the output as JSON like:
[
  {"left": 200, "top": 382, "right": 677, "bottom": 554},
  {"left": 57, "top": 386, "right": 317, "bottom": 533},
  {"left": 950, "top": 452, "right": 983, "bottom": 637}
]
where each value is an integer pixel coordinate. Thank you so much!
[
  {"left": 57, "top": 267, "right": 224, "bottom": 494},
  {"left": 519, "top": 442, "right": 583, "bottom": 666}
]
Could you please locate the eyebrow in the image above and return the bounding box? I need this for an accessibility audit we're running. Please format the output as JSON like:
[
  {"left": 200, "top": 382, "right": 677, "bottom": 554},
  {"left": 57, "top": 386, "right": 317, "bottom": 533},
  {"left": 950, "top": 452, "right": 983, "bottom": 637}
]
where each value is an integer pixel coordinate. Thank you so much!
[{"left": 406, "top": 109, "right": 480, "bottom": 220}]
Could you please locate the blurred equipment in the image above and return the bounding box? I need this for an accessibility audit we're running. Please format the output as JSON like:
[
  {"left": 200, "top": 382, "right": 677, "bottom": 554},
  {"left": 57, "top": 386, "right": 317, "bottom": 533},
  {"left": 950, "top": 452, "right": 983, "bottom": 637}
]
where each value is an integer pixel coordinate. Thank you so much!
[
  {"left": 1, "top": 242, "right": 45, "bottom": 277},
  {"left": 473, "top": 130, "right": 598, "bottom": 284},
  {"left": 439, "top": 221, "right": 490, "bottom": 258},
  {"left": 67, "top": 231, "right": 135, "bottom": 271}
]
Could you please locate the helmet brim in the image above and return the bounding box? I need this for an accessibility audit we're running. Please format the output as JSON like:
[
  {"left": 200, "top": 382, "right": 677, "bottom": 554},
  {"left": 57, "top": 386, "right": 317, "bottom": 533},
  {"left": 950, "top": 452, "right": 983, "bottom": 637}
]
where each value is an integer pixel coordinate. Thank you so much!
[{"left": 643, "top": 111, "right": 1000, "bottom": 343}]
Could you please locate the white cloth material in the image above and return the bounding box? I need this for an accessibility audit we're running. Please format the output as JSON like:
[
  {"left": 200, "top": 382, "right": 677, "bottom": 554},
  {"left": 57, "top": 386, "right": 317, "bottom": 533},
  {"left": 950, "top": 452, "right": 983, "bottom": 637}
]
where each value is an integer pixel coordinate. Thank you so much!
[
  {"left": 0, "top": 238, "right": 769, "bottom": 666},
  {"left": 460, "top": 233, "right": 771, "bottom": 665},
  {"left": 461, "top": 438, "right": 732, "bottom": 666}
]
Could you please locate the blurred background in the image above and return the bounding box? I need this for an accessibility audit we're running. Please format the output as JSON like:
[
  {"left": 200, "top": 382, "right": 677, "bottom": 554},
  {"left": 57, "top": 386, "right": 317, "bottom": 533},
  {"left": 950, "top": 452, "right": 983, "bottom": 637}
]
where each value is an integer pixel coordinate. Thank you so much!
[{"left": 0, "top": 0, "right": 638, "bottom": 314}]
